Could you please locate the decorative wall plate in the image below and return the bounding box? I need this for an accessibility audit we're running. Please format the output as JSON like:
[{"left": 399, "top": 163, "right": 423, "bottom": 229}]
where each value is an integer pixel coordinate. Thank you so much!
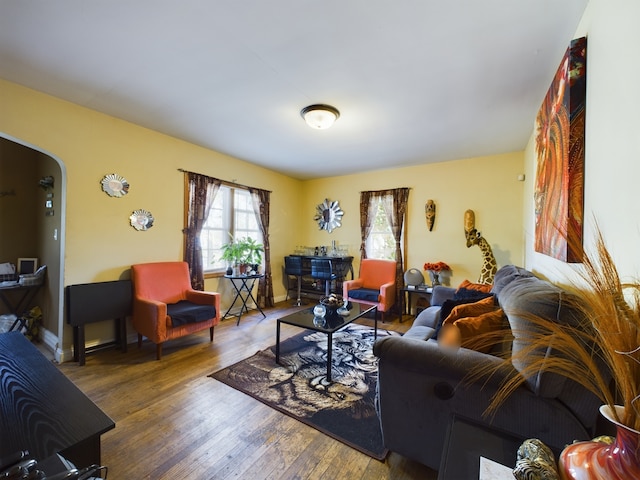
[
  {"left": 129, "top": 209, "right": 154, "bottom": 231},
  {"left": 314, "top": 198, "right": 344, "bottom": 233},
  {"left": 101, "top": 173, "right": 130, "bottom": 197}
]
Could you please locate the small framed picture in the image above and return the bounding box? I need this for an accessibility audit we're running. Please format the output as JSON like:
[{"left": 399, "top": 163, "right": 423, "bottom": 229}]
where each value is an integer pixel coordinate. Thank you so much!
[{"left": 17, "top": 258, "right": 38, "bottom": 275}]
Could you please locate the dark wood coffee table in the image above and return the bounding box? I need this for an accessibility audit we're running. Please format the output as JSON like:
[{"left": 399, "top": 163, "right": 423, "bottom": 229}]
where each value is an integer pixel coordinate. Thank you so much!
[{"left": 275, "top": 302, "right": 377, "bottom": 381}]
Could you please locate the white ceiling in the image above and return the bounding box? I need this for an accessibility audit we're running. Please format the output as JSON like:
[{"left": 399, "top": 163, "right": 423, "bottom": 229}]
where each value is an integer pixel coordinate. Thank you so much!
[{"left": 0, "top": 1, "right": 588, "bottom": 180}]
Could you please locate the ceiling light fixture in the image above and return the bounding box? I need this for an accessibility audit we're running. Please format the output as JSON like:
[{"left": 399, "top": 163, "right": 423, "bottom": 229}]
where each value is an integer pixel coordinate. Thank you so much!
[{"left": 300, "top": 104, "right": 340, "bottom": 130}]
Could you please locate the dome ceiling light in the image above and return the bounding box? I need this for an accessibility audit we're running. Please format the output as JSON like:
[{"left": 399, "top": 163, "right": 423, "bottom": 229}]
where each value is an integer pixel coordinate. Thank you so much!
[{"left": 300, "top": 104, "right": 340, "bottom": 129}]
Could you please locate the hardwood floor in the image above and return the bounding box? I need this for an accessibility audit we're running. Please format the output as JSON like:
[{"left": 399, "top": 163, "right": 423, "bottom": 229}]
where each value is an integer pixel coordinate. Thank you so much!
[{"left": 56, "top": 302, "right": 438, "bottom": 479}]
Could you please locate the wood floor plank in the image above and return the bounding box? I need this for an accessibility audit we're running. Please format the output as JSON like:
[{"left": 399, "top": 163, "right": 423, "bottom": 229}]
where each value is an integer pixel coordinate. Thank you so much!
[{"left": 56, "top": 303, "right": 437, "bottom": 479}]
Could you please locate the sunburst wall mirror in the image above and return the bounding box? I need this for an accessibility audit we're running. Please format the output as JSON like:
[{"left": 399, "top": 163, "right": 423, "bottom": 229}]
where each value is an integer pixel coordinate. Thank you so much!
[{"left": 314, "top": 198, "right": 344, "bottom": 233}]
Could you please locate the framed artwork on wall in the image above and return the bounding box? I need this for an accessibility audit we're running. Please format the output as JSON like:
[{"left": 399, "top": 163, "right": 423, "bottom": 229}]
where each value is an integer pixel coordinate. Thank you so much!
[{"left": 534, "top": 36, "right": 587, "bottom": 263}]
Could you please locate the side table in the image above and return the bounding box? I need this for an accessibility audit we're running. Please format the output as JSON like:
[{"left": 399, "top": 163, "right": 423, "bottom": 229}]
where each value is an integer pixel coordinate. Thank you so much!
[
  {"left": 222, "top": 274, "right": 266, "bottom": 325},
  {"left": 0, "top": 283, "right": 42, "bottom": 332},
  {"left": 438, "top": 415, "right": 559, "bottom": 480},
  {"left": 400, "top": 285, "right": 432, "bottom": 321}
]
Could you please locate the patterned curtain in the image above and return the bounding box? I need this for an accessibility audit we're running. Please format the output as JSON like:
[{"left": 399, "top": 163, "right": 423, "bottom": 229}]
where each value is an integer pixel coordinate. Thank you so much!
[
  {"left": 380, "top": 187, "right": 410, "bottom": 305},
  {"left": 359, "top": 191, "right": 374, "bottom": 260},
  {"left": 249, "top": 188, "right": 274, "bottom": 308},
  {"left": 359, "top": 187, "right": 410, "bottom": 310},
  {"left": 183, "top": 172, "right": 221, "bottom": 290}
]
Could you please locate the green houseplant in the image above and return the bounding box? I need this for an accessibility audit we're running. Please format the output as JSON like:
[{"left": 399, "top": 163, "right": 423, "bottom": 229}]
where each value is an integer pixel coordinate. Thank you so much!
[{"left": 220, "top": 236, "right": 263, "bottom": 274}]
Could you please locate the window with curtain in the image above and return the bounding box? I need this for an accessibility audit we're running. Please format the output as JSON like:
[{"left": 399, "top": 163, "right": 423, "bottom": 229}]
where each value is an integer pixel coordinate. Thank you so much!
[
  {"left": 365, "top": 192, "right": 404, "bottom": 261},
  {"left": 359, "top": 188, "right": 410, "bottom": 312},
  {"left": 200, "top": 185, "right": 262, "bottom": 273},
  {"left": 365, "top": 197, "right": 402, "bottom": 260}
]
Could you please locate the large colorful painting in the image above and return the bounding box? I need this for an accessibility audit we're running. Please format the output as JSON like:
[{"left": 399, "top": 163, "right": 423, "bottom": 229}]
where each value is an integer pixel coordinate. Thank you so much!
[{"left": 534, "top": 37, "right": 587, "bottom": 263}]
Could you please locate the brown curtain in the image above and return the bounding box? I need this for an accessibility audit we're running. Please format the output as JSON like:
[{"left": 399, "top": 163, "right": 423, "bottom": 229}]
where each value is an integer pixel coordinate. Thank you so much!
[
  {"left": 359, "top": 191, "right": 374, "bottom": 260},
  {"left": 249, "top": 188, "right": 274, "bottom": 308},
  {"left": 183, "top": 172, "right": 221, "bottom": 290},
  {"left": 359, "top": 187, "right": 410, "bottom": 310},
  {"left": 380, "top": 188, "right": 410, "bottom": 305}
]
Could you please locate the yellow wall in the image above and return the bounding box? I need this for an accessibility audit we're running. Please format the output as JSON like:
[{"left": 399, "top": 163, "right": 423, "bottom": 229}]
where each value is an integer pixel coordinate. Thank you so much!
[
  {"left": 1, "top": 78, "right": 525, "bottom": 359},
  {"left": 1, "top": 79, "right": 303, "bottom": 356},
  {"left": 302, "top": 152, "right": 525, "bottom": 286}
]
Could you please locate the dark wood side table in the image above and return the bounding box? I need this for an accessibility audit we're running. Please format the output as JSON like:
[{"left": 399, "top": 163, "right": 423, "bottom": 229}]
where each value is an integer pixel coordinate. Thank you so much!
[
  {"left": 400, "top": 285, "right": 432, "bottom": 321},
  {"left": 438, "top": 415, "right": 557, "bottom": 480},
  {"left": 0, "top": 332, "right": 115, "bottom": 468}
]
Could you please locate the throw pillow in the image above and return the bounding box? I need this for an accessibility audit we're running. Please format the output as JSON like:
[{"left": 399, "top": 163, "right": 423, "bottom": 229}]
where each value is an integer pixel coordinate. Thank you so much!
[
  {"left": 442, "top": 295, "right": 496, "bottom": 326},
  {"left": 437, "top": 309, "right": 505, "bottom": 353},
  {"left": 454, "top": 308, "right": 505, "bottom": 353},
  {"left": 453, "top": 287, "right": 494, "bottom": 302},
  {"left": 457, "top": 279, "right": 492, "bottom": 293},
  {"left": 434, "top": 298, "right": 476, "bottom": 339}
]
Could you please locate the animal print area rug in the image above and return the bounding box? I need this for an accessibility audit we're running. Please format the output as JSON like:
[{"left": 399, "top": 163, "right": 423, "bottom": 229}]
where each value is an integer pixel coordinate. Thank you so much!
[{"left": 209, "top": 324, "right": 400, "bottom": 460}]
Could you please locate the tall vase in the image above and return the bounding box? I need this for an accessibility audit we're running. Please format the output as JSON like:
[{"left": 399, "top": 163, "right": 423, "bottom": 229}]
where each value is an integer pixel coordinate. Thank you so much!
[
  {"left": 430, "top": 271, "right": 441, "bottom": 286},
  {"left": 559, "top": 405, "right": 640, "bottom": 480}
]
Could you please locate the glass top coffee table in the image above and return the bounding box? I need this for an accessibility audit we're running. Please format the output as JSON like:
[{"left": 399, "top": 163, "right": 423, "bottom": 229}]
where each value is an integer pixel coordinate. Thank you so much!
[{"left": 275, "top": 302, "right": 377, "bottom": 382}]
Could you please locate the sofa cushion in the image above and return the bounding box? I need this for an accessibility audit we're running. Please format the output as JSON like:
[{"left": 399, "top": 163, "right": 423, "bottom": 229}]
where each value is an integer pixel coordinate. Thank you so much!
[
  {"left": 166, "top": 301, "right": 217, "bottom": 327},
  {"left": 348, "top": 288, "right": 380, "bottom": 302},
  {"left": 430, "top": 285, "right": 456, "bottom": 306},
  {"left": 498, "top": 276, "right": 574, "bottom": 397},
  {"left": 490, "top": 265, "right": 535, "bottom": 297}
]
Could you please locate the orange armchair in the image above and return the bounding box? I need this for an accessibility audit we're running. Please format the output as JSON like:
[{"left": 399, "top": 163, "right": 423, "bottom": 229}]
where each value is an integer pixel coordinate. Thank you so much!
[
  {"left": 343, "top": 259, "right": 397, "bottom": 322},
  {"left": 131, "top": 261, "right": 220, "bottom": 360}
]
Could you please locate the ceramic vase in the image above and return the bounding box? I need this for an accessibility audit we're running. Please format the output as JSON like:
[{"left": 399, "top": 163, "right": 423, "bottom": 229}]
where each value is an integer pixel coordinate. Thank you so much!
[{"left": 559, "top": 405, "right": 640, "bottom": 480}]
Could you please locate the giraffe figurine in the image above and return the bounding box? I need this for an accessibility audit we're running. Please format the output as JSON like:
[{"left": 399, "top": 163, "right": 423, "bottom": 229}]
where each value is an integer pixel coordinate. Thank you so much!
[
  {"left": 463, "top": 209, "right": 497, "bottom": 285},
  {"left": 465, "top": 228, "right": 498, "bottom": 285}
]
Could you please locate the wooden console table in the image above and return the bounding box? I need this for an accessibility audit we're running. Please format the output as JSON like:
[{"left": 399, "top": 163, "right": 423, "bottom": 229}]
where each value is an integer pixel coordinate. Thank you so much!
[{"left": 0, "top": 332, "right": 115, "bottom": 467}]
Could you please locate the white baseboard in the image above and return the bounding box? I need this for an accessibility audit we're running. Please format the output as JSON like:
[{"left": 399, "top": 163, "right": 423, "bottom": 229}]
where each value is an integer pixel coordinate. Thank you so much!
[{"left": 39, "top": 327, "right": 74, "bottom": 363}]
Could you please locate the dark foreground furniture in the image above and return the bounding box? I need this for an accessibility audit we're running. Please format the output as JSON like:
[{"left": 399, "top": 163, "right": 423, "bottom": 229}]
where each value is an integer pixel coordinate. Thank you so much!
[
  {"left": 66, "top": 280, "right": 132, "bottom": 365},
  {"left": 0, "top": 332, "right": 115, "bottom": 468},
  {"left": 373, "top": 265, "right": 604, "bottom": 469}
]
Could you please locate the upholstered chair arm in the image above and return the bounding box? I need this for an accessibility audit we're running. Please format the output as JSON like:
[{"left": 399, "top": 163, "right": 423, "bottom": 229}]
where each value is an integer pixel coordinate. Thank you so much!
[
  {"left": 378, "top": 281, "right": 396, "bottom": 311},
  {"left": 132, "top": 297, "right": 167, "bottom": 341},
  {"left": 185, "top": 290, "right": 220, "bottom": 307}
]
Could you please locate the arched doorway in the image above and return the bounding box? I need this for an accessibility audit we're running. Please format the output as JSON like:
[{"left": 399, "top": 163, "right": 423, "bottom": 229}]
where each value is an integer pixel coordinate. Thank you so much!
[{"left": 0, "top": 133, "right": 66, "bottom": 361}]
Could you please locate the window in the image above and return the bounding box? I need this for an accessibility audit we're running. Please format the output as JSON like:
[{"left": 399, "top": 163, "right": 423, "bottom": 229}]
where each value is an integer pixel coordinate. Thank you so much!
[
  {"left": 200, "top": 186, "right": 262, "bottom": 272},
  {"left": 365, "top": 198, "right": 399, "bottom": 260}
]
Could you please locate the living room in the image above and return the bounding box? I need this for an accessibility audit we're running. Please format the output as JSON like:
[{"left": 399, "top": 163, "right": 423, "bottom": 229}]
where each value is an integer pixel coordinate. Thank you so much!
[{"left": 1, "top": 0, "right": 639, "bottom": 477}]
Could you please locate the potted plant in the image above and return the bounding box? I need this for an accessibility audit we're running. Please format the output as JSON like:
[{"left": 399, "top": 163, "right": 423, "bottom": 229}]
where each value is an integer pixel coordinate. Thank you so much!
[
  {"left": 242, "top": 236, "right": 264, "bottom": 273},
  {"left": 220, "top": 236, "right": 263, "bottom": 275}
]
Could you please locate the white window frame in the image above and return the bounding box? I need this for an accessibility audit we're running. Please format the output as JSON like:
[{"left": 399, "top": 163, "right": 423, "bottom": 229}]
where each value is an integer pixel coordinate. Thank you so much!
[{"left": 200, "top": 186, "right": 262, "bottom": 274}]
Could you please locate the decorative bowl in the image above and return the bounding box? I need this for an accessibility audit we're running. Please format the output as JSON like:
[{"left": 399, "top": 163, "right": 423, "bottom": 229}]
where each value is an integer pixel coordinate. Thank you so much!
[{"left": 319, "top": 294, "right": 344, "bottom": 313}]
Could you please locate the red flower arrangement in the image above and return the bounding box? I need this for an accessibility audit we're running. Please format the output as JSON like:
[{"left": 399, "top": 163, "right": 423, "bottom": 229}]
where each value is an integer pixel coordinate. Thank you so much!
[{"left": 423, "top": 261, "right": 451, "bottom": 272}]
